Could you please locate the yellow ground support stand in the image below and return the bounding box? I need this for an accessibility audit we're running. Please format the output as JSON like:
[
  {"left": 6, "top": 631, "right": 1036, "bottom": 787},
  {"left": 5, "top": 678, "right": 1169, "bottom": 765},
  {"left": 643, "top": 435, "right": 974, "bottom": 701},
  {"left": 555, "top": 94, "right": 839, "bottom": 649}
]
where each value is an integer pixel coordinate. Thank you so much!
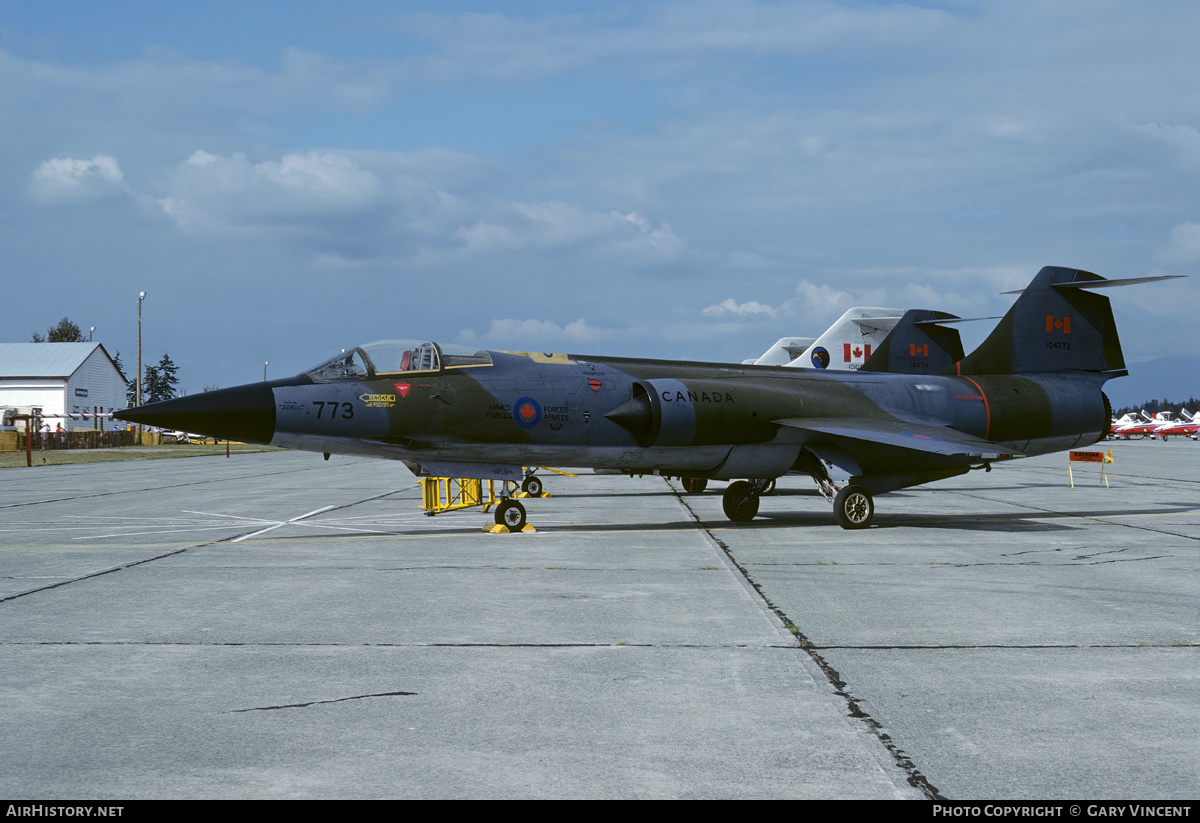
[
  {"left": 421, "top": 477, "right": 506, "bottom": 514},
  {"left": 1068, "top": 449, "right": 1113, "bottom": 487},
  {"left": 419, "top": 467, "right": 578, "bottom": 529},
  {"left": 419, "top": 476, "right": 536, "bottom": 533}
]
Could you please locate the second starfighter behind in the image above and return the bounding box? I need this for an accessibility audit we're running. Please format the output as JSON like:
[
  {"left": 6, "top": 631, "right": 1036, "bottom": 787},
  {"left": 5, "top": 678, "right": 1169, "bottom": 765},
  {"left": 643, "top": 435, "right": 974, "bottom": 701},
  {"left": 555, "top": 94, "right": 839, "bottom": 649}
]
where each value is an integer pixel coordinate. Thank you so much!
[{"left": 118, "top": 266, "right": 1179, "bottom": 529}]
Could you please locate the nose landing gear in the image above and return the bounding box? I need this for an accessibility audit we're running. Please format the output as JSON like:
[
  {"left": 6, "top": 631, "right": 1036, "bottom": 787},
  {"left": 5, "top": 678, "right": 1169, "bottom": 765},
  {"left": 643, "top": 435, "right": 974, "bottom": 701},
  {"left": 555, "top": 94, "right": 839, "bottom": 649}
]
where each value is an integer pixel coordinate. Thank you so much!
[{"left": 493, "top": 498, "right": 528, "bottom": 532}]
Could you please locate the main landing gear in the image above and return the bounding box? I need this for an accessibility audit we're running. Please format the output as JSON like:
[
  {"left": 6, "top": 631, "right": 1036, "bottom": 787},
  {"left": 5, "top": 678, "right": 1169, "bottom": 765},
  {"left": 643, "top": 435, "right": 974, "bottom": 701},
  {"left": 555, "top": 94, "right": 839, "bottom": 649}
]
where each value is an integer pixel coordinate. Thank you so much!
[
  {"left": 721, "top": 478, "right": 876, "bottom": 529},
  {"left": 833, "top": 485, "right": 874, "bottom": 530},
  {"left": 721, "top": 479, "right": 773, "bottom": 522}
]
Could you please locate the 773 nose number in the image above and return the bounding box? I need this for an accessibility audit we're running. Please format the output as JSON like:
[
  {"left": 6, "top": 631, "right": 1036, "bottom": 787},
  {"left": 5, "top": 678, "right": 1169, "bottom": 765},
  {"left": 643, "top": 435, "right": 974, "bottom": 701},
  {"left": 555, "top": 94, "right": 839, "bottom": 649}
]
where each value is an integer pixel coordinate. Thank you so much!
[{"left": 312, "top": 401, "right": 354, "bottom": 420}]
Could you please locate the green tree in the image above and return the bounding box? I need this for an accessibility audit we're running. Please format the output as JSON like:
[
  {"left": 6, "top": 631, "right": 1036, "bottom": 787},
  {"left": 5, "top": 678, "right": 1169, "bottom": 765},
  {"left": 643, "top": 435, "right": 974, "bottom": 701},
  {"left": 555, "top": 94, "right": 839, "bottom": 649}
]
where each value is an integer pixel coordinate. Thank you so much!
[
  {"left": 143, "top": 354, "right": 180, "bottom": 403},
  {"left": 140, "top": 362, "right": 159, "bottom": 405},
  {"left": 112, "top": 351, "right": 137, "bottom": 406},
  {"left": 32, "top": 317, "right": 87, "bottom": 343}
]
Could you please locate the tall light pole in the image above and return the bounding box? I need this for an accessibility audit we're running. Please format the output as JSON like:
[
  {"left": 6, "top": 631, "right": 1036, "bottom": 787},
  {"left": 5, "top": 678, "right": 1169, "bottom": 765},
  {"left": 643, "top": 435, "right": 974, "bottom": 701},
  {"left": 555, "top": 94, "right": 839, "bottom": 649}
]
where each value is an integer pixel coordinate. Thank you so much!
[
  {"left": 89, "top": 326, "right": 95, "bottom": 342},
  {"left": 136, "top": 291, "right": 146, "bottom": 408},
  {"left": 264, "top": 361, "right": 268, "bottom": 381}
]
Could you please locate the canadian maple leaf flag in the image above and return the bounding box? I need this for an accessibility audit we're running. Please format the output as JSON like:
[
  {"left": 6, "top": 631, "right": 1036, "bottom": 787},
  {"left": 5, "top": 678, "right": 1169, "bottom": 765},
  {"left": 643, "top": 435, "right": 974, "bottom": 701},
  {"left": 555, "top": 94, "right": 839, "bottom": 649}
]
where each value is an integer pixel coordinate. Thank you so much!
[{"left": 844, "top": 343, "right": 871, "bottom": 366}]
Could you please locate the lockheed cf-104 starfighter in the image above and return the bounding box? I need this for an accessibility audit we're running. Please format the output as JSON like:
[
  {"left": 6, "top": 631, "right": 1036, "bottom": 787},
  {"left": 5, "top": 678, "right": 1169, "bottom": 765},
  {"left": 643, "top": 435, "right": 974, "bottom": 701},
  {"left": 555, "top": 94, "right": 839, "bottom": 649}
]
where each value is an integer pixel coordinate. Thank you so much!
[{"left": 117, "top": 266, "right": 1178, "bottom": 529}]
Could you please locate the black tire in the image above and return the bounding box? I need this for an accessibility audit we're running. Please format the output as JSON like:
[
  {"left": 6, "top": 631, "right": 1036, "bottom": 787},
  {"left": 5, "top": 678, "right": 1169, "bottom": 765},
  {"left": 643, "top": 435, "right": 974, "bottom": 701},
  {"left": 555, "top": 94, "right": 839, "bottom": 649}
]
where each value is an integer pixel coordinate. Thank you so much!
[
  {"left": 521, "top": 476, "right": 543, "bottom": 496},
  {"left": 834, "top": 485, "right": 873, "bottom": 530},
  {"left": 495, "top": 499, "right": 527, "bottom": 531},
  {"left": 722, "top": 480, "right": 760, "bottom": 522},
  {"left": 682, "top": 476, "right": 708, "bottom": 494}
]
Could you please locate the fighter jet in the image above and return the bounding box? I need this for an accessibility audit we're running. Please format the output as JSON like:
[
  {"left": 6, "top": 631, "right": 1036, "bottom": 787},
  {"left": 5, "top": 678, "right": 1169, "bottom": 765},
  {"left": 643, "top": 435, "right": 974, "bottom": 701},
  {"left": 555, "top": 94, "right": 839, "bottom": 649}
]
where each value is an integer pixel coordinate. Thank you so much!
[
  {"left": 117, "top": 266, "right": 1180, "bottom": 530},
  {"left": 743, "top": 307, "right": 904, "bottom": 368},
  {"left": 788, "top": 307, "right": 905, "bottom": 371}
]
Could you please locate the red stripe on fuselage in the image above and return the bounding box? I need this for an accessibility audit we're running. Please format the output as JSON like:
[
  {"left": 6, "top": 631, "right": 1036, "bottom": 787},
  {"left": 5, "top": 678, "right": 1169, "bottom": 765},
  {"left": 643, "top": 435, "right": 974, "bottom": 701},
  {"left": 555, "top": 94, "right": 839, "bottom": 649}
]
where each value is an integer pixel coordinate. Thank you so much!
[{"left": 959, "top": 375, "right": 991, "bottom": 439}]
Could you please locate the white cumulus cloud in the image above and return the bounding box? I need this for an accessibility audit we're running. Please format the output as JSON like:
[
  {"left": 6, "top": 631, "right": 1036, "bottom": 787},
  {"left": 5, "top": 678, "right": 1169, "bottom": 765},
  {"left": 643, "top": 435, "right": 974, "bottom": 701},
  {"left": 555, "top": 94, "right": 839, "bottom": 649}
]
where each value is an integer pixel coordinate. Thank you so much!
[
  {"left": 778, "top": 280, "right": 855, "bottom": 316},
  {"left": 702, "top": 298, "right": 778, "bottom": 318},
  {"left": 27, "top": 155, "right": 125, "bottom": 204},
  {"left": 159, "top": 150, "right": 387, "bottom": 230},
  {"left": 456, "top": 203, "right": 686, "bottom": 264},
  {"left": 457, "top": 317, "right": 603, "bottom": 351},
  {"left": 1157, "top": 221, "right": 1200, "bottom": 265}
]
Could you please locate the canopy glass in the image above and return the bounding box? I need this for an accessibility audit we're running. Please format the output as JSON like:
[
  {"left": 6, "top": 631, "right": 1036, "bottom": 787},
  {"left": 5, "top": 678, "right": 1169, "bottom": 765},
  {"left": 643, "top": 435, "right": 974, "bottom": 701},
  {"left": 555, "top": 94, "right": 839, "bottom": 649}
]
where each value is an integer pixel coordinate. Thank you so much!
[{"left": 305, "top": 340, "right": 492, "bottom": 381}]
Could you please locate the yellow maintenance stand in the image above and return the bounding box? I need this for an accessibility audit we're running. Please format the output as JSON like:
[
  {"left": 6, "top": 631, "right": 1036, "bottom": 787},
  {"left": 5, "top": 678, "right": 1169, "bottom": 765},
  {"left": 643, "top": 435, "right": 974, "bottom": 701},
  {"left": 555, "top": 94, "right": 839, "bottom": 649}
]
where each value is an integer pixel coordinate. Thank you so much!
[{"left": 419, "top": 467, "right": 573, "bottom": 532}]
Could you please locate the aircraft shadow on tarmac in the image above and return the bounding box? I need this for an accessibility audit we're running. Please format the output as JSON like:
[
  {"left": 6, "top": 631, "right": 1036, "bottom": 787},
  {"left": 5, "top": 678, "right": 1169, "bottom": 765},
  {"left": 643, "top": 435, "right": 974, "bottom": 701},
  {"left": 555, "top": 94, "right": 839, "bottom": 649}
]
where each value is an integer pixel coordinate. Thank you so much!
[
  {"left": 201, "top": 499, "right": 1192, "bottom": 540},
  {"left": 546, "top": 489, "right": 685, "bottom": 500},
  {"left": 741, "top": 504, "right": 1195, "bottom": 532},
  {"left": 227, "top": 516, "right": 713, "bottom": 541}
]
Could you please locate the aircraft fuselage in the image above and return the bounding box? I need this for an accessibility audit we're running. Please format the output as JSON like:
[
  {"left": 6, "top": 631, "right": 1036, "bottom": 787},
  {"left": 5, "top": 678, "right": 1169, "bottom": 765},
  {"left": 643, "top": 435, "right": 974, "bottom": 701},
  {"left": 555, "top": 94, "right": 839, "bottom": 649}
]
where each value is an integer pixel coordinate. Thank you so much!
[
  {"left": 118, "top": 265, "right": 1159, "bottom": 529},
  {"left": 264, "top": 351, "right": 1107, "bottom": 485}
]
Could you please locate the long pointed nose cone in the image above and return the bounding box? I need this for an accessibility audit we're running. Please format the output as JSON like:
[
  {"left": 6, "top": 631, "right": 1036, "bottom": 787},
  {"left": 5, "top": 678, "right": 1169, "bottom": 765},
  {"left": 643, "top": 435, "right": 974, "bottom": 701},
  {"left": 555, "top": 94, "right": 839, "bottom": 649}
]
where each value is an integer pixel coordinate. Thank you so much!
[{"left": 117, "top": 381, "right": 277, "bottom": 444}]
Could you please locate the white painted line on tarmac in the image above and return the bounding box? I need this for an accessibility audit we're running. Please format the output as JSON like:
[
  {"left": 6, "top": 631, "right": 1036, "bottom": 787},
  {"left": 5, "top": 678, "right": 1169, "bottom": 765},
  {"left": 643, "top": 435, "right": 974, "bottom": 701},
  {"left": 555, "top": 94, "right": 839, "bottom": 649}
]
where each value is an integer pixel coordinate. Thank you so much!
[
  {"left": 184, "top": 510, "right": 281, "bottom": 523},
  {"left": 75, "top": 525, "right": 264, "bottom": 540},
  {"left": 231, "top": 505, "right": 337, "bottom": 542}
]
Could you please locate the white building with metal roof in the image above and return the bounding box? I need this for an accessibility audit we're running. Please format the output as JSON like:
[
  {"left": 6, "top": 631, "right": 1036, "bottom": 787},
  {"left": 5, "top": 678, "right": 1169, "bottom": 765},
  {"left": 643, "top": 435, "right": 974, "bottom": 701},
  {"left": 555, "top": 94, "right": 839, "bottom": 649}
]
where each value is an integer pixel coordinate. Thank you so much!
[{"left": 0, "top": 343, "right": 127, "bottom": 430}]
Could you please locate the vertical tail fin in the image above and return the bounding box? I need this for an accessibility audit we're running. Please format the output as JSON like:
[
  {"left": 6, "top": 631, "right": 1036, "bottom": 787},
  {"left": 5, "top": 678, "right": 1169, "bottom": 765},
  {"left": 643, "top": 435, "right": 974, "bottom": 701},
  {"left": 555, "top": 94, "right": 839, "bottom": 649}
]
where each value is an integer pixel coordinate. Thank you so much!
[
  {"left": 944, "top": 266, "right": 1174, "bottom": 376},
  {"left": 745, "top": 337, "right": 816, "bottom": 366},
  {"left": 785, "top": 307, "right": 903, "bottom": 370},
  {"left": 861, "top": 309, "right": 965, "bottom": 374}
]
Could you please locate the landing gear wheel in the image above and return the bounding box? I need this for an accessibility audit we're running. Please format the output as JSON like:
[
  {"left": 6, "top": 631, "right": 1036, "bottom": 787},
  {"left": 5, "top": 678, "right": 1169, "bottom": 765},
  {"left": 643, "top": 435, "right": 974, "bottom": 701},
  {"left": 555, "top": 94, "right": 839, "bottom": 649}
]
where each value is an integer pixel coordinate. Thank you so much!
[
  {"left": 760, "top": 479, "right": 776, "bottom": 496},
  {"left": 521, "top": 475, "right": 543, "bottom": 496},
  {"left": 722, "top": 480, "right": 760, "bottom": 522},
  {"left": 834, "top": 485, "right": 873, "bottom": 530},
  {"left": 682, "top": 476, "right": 708, "bottom": 494},
  {"left": 495, "top": 499, "right": 527, "bottom": 531}
]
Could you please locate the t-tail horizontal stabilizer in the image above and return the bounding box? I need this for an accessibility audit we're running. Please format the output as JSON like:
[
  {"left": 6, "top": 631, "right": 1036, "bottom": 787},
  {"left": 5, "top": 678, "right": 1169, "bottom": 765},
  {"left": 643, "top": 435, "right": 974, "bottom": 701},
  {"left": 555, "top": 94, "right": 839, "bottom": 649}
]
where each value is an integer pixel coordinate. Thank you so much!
[{"left": 946, "top": 266, "right": 1184, "bottom": 378}]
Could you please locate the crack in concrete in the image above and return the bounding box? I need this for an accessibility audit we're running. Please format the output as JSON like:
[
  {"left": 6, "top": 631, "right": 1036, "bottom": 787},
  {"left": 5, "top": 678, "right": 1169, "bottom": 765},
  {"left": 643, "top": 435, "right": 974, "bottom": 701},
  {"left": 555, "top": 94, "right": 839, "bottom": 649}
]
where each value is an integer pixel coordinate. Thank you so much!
[
  {"left": 0, "top": 547, "right": 191, "bottom": 603},
  {"left": 665, "top": 480, "right": 944, "bottom": 801},
  {"left": 230, "top": 690, "right": 417, "bottom": 712},
  {"left": 0, "top": 486, "right": 417, "bottom": 602}
]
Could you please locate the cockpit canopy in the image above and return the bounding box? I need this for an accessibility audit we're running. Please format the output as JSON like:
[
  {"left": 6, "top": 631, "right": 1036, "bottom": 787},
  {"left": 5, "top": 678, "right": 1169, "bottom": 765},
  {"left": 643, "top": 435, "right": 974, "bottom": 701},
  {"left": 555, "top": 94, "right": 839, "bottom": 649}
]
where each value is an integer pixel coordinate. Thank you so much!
[{"left": 305, "top": 340, "right": 492, "bottom": 382}]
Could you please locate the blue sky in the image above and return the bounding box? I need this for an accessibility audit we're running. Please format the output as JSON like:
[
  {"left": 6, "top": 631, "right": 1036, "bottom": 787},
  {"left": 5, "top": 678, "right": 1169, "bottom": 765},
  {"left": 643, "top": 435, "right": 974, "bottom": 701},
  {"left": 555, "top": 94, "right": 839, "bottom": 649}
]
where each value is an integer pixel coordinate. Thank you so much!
[{"left": 2, "top": 0, "right": 1197, "bottom": 404}]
